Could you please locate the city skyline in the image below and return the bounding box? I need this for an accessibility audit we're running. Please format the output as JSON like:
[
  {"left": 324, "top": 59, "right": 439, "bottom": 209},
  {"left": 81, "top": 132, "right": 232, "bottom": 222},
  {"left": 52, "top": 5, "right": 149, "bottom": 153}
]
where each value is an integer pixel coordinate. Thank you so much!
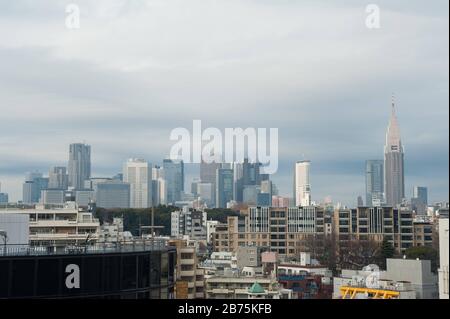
[
  {"left": 0, "top": 1, "right": 448, "bottom": 205},
  {"left": 0, "top": 99, "right": 448, "bottom": 205}
]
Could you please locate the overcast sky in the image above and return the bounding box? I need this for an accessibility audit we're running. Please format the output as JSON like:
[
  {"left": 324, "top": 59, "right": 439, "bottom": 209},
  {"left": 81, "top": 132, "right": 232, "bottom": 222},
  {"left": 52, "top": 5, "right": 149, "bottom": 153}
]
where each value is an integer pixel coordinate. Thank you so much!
[{"left": 0, "top": 0, "right": 448, "bottom": 205}]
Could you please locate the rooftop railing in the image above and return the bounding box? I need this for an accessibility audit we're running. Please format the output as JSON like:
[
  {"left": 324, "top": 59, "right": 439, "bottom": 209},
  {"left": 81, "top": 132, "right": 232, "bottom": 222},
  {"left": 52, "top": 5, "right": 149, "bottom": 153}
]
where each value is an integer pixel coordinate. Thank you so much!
[{"left": 0, "top": 238, "right": 172, "bottom": 257}]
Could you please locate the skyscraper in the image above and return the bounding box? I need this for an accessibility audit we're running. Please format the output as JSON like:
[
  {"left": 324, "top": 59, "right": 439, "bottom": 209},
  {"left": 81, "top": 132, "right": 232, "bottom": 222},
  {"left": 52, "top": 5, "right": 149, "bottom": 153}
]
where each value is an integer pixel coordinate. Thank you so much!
[
  {"left": 68, "top": 143, "right": 91, "bottom": 190},
  {"left": 22, "top": 172, "right": 49, "bottom": 204},
  {"left": 48, "top": 166, "right": 69, "bottom": 190},
  {"left": 413, "top": 186, "right": 428, "bottom": 206},
  {"left": 365, "top": 160, "right": 384, "bottom": 206},
  {"left": 357, "top": 196, "right": 364, "bottom": 207},
  {"left": 412, "top": 186, "right": 428, "bottom": 215},
  {"left": 216, "top": 168, "right": 234, "bottom": 208},
  {"left": 96, "top": 181, "right": 131, "bottom": 209},
  {"left": 384, "top": 100, "right": 405, "bottom": 207},
  {"left": 0, "top": 182, "right": 8, "bottom": 204},
  {"left": 294, "top": 160, "right": 311, "bottom": 206},
  {"left": 232, "top": 161, "right": 244, "bottom": 203},
  {"left": 123, "top": 158, "right": 152, "bottom": 208},
  {"left": 163, "top": 159, "right": 184, "bottom": 205},
  {"left": 200, "top": 158, "right": 221, "bottom": 205},
  {"left": 200, "top": 159, "right": 221, "bottom": 184},
  {"left": 233, "top": 159, "right": 263, "bottom": 203}
]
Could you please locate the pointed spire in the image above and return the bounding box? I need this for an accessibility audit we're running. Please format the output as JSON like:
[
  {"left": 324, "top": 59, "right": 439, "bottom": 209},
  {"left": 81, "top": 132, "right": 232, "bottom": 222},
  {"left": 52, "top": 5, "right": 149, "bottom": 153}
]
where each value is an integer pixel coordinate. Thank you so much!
[
  {"left": 391, "top": 93, "right": 395, "bottom": 115},
  {"left": 385, "top": 94, "right": 402, "bottom": 153}
]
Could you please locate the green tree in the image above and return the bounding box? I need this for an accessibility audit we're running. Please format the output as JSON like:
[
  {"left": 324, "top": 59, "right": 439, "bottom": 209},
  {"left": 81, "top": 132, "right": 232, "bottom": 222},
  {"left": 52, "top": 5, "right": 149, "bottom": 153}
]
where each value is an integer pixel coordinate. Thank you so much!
[
  {"left": 379, "top": 238, "right": 395, "bottom": 269},
  {"left": 405, "top": 246, "right": 439, "bottom": 273}
]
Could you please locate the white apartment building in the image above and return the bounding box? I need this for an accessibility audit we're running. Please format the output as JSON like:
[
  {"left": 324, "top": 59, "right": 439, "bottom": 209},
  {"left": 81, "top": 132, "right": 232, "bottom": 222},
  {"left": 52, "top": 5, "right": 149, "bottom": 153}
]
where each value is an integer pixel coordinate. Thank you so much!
[
  {"left": 171, "top": 207, "right": 207, "bottom": 240},
  {"left": 439, "top": 217, "right": 449, "bottom": 299},
  {"left": 206, "top": 220, "right": 219, "bottom": 244},
  {"left": 123, "top": 158, "right": 152, "bottom": 208},
  {"left": 2, "top": 202, "right": 99, "bottom": 246}
]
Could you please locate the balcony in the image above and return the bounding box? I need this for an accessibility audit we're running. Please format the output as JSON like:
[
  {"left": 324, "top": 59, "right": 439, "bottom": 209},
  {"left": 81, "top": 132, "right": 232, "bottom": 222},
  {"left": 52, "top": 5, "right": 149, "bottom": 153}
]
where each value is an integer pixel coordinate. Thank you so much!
[
  {"left": 180, "top": 259, "right": 195, "bottom": 265},
  {"left": 180, "top": 270, "right": 195, "bottom": 277},
  {"left": 195, "top": 292, "right": 205, "bottom": 299}
]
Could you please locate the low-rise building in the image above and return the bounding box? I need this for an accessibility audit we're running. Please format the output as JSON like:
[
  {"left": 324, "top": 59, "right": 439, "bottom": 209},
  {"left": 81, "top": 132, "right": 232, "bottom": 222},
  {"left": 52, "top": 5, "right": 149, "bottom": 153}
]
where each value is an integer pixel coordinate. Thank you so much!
[
  {"left": 333, "top": 258, "right": 438, "bottom": 299},
  {"left": 97, "top": 218, "right": 133, "bottom": 243},
  {"left": 212, "top": 206, "right": 327, "bottom": 257},
  {"left": 333, "top": 206, "right": 414, "bottom": 254},
  {"left": 171, "top": 207, "right": 207, "bottom": 240},
  {"left": 169, "top": 239, "right": 205, "bottom": 299},
  {"left": 1, "top": 202, "right": 99, "bottom": 246},
  {"left": 205, "top": 276, "right": 290, "bottom": 299},
  {"left": 413, "top": 218, "right": 434, "bottom": 247}
]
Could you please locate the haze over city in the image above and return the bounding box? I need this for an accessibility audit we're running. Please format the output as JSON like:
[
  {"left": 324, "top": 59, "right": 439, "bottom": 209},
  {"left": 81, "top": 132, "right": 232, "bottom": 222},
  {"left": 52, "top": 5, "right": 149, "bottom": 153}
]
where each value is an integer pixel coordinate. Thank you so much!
[{"left": 0, "top": 0, "right": 448, "bottom": 204}]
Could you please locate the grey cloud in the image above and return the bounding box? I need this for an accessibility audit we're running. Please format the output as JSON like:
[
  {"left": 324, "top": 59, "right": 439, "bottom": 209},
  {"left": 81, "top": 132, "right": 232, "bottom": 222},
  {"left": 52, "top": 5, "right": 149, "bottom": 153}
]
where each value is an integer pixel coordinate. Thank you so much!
[{"left": 0, "top": 0, "right": 448, "bottom": 204}]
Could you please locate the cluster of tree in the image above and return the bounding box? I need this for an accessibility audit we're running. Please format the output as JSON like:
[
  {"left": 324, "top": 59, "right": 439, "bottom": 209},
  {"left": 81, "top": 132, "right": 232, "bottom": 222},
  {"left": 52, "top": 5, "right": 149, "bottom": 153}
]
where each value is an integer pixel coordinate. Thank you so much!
[
  {"left": 304, "top": 235, "right": 439, "bottom": 274},
  {"left": 304, "top": 236, "right": 397, "bottom": 274},
  {"left": 405, "top": 245, "right": 439, "bottom": 273},
  {"left": 204, "top": 208, "right": 240, "bottom": 223},
  {"left": 94, "top": 205, "right": 179, "bottom": 236},
  {"left": 94, "top": 206, "right": 241, "bottom": 236}
]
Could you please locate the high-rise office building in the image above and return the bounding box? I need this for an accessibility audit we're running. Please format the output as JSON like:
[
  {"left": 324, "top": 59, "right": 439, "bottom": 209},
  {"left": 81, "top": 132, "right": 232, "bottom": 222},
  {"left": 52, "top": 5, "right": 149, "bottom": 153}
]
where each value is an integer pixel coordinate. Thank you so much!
[
  {"left": 243, "top": 185, "right": 260, "bottom": 206},
  {"left": 84, "top": 177, "right": 112, "bottom": 192},
  {"left": 123, "top": 158, "right": 152, "bottom": 208},
  {"left": 357, "top": 196, "right": 364, "bottom": 207},
  {"left": 68, "top": 143, "right": 91, "bottom": 190},
  {"left": 48, "top": 166, "right": 69, "bottom": 190},
  {"left": 294, "top": 160, "right": 311, "bottom": 207},
  {"left": 365, "top": 160, "right": 384, "bottom": 207},
  {"left": 163, "top": 159, "right": 184, "bottom": 205},
  {"left": 41, "top": 189, "right": 65, "bottom": 205},
  {"left": 261, "top": 180, "right": 273, "bottom": 197},
  {"left": 233, "top": 159, "right": 263, "bottom": 203},
  {"left": 200, "top": 158, "right": 221, "bottom": 206},
  {"left": 22, "top": 172, "right": 49, "bottom": 204},
  {"left": 0, "top": 182, "right": 8, "bottom": 204},
  {"left": 413, "top": 186, "right": 428, "bottom": 206},
  {"left": 384, "top": 101, "right": 405, "bottom": 207},
  {"left": 216, "top": 168, "right": 234, "bottom": 208},
  {"left": 242, "top": 158, "right": 261, "bottom": 186},
  {"left": 412, "top": 186, "right": 428, "bottom": 216},
  {"left": 232, "top": 162, "right": 244, "bottom": 202},
  {"left": 197, "top": 182, "right": 214, "bottom": 207},
  {"left": 96, "top": 181, "right": 130, "bottom": 209},
  {"left": 200, "top": 158, "right": 221, "bottom": 184},
  {"left": 151, "top": 166, "right": 165, "bottom": 206}
]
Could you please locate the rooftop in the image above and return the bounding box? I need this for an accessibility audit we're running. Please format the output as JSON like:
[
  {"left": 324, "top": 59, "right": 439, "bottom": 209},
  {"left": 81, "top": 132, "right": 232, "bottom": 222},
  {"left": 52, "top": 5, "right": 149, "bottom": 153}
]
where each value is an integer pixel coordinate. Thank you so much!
[{"left": 0, "top": 239, "right": 173, "bottom": 258}]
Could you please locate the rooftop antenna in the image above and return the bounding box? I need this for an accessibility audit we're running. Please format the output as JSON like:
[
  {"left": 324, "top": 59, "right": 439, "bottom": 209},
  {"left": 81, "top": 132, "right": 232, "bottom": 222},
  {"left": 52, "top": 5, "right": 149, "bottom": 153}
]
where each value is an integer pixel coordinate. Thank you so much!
[{"left": 391, "top": 93, "right": 396, "bottom": 114}]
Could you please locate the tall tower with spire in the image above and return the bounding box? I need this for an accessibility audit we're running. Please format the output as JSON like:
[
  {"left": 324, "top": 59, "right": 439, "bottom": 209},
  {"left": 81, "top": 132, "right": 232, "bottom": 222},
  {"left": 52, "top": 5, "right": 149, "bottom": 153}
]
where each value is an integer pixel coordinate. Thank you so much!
[{"left": 384, "top": 96, "right": 405, "bottom": 207}]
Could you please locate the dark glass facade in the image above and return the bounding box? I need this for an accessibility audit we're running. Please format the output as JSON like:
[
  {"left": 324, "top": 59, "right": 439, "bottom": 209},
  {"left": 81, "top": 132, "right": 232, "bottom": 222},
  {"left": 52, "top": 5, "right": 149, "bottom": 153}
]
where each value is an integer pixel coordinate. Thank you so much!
[{"left": 0, "top": 248, "right": 176, "bottom": 299}]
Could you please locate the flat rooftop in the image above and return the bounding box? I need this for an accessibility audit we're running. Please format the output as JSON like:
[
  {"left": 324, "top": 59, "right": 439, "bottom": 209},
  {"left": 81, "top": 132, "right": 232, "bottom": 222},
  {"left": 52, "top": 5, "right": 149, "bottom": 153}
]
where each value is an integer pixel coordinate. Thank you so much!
[{"left": 0, "top": 239, "right": 174, "bottom": 258}]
